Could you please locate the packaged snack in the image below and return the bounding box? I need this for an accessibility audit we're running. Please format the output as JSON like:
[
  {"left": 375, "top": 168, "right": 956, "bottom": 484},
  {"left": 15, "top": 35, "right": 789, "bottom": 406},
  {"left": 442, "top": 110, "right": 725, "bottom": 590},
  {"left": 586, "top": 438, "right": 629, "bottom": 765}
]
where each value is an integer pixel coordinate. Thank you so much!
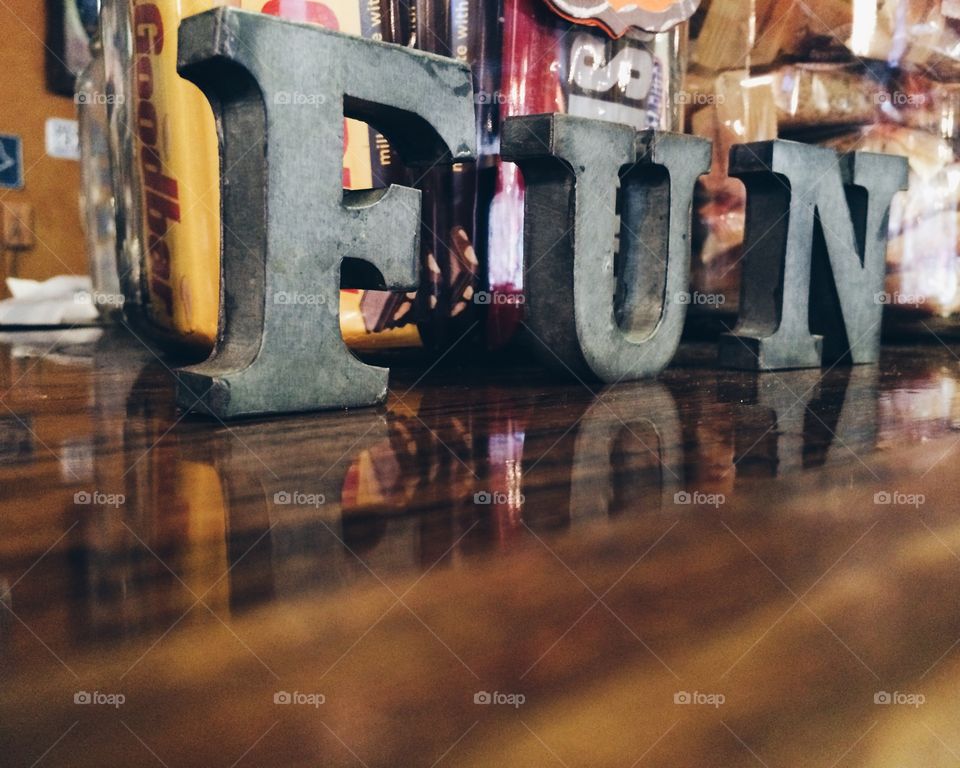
[
  {"left": 102, "top": 0, "right": 420, "bottom": 354},
  {"left": 771, "top": 63, "right": 883, "bottom": 134},
  {"left": 691, "top": 0, "right": 853, "bottom": 72},
  {"left": 848, "top": 0, "right": 960, "bottom": 79},
  {"left": 101, "top": 0, "right": 222, "bottom": 353},
  {"left": 752, "top": 0, "right": 852, "bottom": 66},
  {"left": 691, "top": 0, "right": 756, "bottom": 72},
  {"left": 877, "top": 70, "right": 960, "bottom": 139},
  {"left": 102, "top": 0, "right": 496, "bottom": 356}
]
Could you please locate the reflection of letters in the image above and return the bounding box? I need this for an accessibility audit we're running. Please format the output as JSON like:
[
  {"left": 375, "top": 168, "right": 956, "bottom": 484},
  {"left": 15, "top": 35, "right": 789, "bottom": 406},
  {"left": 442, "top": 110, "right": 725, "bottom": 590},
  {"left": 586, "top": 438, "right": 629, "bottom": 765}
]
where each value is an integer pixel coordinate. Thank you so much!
[
  {"left": 569, "top": 384, "right": 683, "bottom": 521},
  {"left": 823, "top": 367, "right": 879, "bottom": 466},
  {"left": 721, "top": 366, "right": 879, "bottom": 479}
]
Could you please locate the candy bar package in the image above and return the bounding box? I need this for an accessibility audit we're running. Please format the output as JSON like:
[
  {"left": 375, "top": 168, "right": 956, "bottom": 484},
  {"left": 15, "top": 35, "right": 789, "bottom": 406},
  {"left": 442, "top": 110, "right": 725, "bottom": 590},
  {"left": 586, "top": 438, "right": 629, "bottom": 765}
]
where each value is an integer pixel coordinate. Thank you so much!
[
  {"left": 686, "top": 0, "right": 960, "bottom": 334},
  {"left": 100, "top": 0, "right": 223, "bottom": 353},
  {"left": 102, "top": 0, "right": 487, "bottom": 356},
  {"left": 363, "top": 0, "right": 693, "bottom": 353},
  {"left": 368, "top": 0, "right": 496, "bottom": 353},
  {"left": 103, "top": 0, "right": 450, "bottom": 356},
  {"left": 102, "top": 0, "right": 696, "bottom": 358}
]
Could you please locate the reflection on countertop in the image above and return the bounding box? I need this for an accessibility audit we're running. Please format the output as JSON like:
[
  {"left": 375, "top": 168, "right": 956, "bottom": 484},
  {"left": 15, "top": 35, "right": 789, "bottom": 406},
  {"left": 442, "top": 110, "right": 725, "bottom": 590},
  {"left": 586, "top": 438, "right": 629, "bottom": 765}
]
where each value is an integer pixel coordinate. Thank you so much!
[
  {"left": 3, "top": 329, "right": 960, "bottom": 767},
  {"left": 1, "top": 330, "right": 959, "bottom": 643}
]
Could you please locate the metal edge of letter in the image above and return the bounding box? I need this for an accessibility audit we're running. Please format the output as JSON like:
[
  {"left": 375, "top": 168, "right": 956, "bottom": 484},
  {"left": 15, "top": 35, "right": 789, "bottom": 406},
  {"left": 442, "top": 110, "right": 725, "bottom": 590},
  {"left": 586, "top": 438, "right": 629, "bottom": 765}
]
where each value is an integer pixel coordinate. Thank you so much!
[
  {"left": 719, "top": 139, "right": 907, "bottom": 371},
  {"left": 171, "top": 8, "right": 476, "bottom": 419},
  {"left": 502, "top": 112, "right": 710, "bottom": 383}
]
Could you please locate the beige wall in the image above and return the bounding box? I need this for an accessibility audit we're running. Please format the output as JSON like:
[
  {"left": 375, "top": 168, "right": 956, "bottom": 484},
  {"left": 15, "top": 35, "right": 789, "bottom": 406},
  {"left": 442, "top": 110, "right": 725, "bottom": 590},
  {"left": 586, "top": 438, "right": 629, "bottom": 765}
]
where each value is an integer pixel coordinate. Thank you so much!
[{"left": 0, "top": 0, "right": 85, "bottom": 297}]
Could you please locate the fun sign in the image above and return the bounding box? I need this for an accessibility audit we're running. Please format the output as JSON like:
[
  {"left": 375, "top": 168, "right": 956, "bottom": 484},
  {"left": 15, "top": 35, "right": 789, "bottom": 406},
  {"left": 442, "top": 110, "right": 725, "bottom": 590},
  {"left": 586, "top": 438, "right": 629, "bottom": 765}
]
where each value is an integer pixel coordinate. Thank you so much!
[{"left": 174, "top": 8, "right": 908, "bottom": 419}]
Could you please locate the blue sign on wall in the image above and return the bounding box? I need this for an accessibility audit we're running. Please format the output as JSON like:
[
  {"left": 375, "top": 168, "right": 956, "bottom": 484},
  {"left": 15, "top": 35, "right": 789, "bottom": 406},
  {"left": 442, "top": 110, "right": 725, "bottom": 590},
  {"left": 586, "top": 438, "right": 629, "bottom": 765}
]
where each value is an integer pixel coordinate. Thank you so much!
[{"left": 0, "top": 134, "right": 24, "bottom": 190}]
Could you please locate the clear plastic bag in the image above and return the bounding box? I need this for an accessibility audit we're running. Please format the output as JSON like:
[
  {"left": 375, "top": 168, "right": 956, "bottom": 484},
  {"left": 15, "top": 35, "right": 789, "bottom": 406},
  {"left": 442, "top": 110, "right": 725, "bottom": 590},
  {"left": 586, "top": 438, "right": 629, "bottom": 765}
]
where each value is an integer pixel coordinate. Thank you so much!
[{"left": 687, "top": 0, "right": 960, "bottom": 330}]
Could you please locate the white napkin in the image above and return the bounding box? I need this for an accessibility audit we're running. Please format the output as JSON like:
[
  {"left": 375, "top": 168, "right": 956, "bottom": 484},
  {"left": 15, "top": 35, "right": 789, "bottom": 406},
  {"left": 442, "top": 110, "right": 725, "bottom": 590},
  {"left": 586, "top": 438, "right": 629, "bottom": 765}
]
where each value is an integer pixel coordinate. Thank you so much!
[{"left": 0, "top": 275, "right": 101, "bottom": 326}]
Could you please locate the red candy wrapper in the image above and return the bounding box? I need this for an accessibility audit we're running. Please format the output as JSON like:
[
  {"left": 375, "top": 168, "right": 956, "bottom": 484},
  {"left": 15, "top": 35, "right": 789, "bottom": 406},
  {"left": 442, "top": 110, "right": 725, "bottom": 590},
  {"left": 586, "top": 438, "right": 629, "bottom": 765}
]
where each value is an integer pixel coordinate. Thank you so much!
[{"left": 486, "top": 0, "right": 687, "bottom": 348}]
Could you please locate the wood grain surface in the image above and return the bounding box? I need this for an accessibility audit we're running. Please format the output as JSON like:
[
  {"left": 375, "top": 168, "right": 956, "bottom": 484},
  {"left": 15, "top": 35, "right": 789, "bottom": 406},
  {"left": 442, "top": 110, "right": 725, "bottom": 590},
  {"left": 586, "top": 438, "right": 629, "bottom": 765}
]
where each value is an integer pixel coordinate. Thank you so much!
[{"left": 2, "top": 328, "right": 960, "bottom": 766}]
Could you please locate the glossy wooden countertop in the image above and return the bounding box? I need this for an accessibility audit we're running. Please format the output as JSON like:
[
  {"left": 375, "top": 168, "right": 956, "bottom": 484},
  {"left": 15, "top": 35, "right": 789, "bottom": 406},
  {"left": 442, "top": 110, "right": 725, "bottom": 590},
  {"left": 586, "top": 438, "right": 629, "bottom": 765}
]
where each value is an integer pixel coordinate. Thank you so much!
[{"left": 2, "top": 327, "right": 960, "bottom": 767}]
